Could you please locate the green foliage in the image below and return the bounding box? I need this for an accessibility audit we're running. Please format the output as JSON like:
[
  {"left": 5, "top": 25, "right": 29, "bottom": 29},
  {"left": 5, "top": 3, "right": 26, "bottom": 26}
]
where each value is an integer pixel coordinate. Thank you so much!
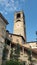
[
  {"left": 5, "top": 60, "right": 22, "bottom": 65},
  {"left": 14, "top": 44, "right": 20, "bottom": 61},
  {"left": 28, "top": 48, "right": 32, "bottom": 62},
  {"left": 2, "top": 44, "right": 8, "bottom": 60},
  {"left": 10, "top": 48, "right": 13, "bottom": 59},
  {"left": 27, "top": 49, "right": 32, "bottom": 55},
  {"left": 3, "top": 43, "right": 22, "bottom": 65},
  {"left": 15, "top": 44, "right": 20, "bottom": 54},
  {"left": 10, "top": 43, "right": 20, "bottom": 61}
]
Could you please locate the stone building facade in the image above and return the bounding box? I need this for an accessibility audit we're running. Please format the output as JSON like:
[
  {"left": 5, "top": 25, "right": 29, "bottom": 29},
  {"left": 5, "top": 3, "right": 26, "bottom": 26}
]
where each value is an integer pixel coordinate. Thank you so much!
[
  {"left": 0, "top": 13, "right": 8, "bottom": 65},
  {"left": 0, "top": 11, "right": 37, "bottom": 65}
]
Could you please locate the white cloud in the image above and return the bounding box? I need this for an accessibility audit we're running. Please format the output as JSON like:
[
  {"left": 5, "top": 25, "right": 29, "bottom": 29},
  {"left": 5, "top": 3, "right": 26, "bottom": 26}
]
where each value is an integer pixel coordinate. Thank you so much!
[
  {"left": 0, "top": 10, "right": 8, "bottom": 15},
  {"left": 11, "top": 0, "right": 14, "bottom": 3},
  {"left": 0, "top": 0, "right": 25, "bottom": 14}
]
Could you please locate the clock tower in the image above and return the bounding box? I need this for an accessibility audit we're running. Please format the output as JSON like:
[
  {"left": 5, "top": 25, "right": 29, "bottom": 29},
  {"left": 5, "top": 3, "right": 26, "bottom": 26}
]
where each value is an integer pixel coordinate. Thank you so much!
[{"left": 13, "top": 11, "right": 26, "bottom": 41}]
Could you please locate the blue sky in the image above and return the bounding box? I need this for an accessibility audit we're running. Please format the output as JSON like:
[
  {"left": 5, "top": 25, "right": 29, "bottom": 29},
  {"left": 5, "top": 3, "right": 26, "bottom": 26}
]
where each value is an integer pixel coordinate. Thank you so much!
[{"left": 0, "top": 0, "right": 37, "bottom": 42}]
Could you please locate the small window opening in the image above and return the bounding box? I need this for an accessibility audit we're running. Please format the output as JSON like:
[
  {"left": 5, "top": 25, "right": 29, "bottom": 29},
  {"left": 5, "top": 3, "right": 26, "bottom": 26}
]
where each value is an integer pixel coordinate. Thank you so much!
[{"left": 17, "top": 13, "right": 20, "bottom": 18}]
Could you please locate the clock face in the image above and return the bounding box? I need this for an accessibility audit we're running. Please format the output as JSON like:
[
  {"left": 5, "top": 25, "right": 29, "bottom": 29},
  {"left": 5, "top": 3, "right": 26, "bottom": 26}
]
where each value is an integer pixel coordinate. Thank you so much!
[
  {"left": 17, "top": 24, "right": 21, "bottom": 28},
  {"left": 16, "top": 22, "right": 21, "bottom": 28}
]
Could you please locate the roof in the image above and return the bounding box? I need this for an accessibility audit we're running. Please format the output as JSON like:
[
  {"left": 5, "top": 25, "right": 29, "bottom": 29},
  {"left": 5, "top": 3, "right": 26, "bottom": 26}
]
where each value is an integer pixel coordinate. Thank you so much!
[
  {"left": 6, "top": 32, "right": 37, "bottom": 55},
  {"left": 11, "top": 42, "right": 37, "bottom": 55},
  {"left": 6, "top": 35, "right": 37, "bottom": 55},
  {"left": 9, "top": 33, "right": 25, "bottom": 42},
  {"left": 27, "top": 41, "right": 37, "bottom": 43},
  {"left": 32, "top": 48, "right": 37, "bottom": 54},
  {"left": 0, "top": 13, "right": 9, "bottom": 24}
]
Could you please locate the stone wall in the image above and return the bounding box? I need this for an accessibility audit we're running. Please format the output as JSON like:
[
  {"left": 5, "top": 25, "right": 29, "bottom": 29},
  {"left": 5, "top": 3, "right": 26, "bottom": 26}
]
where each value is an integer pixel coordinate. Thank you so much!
[
  {"left": 0, "top": 42, "right": 5, "bottom": 65},
  {"left": 0, "top": 17, "right": 6, "bottom": 38},
  {"left": 0, "top": 17, "right": 7, "bottom": 65}
]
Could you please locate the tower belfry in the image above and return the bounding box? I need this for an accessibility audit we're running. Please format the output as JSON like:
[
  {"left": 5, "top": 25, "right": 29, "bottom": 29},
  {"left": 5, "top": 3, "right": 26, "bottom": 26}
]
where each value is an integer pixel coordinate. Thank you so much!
[{"left": 14, "top": 11, "right": 26, "bottom": 41}]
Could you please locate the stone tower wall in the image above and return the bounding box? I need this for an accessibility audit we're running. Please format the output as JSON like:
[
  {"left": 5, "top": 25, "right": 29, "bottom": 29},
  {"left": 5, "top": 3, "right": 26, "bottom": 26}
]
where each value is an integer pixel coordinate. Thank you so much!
[{"left": 13, "top": 11, "right": 26, "bottom": 41}]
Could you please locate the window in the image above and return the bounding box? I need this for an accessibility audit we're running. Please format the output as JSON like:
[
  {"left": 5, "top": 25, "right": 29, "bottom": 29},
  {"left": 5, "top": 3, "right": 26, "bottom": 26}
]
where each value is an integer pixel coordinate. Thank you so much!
[{"left": 17, "top": 13, "right": 20, "bottom": 18}]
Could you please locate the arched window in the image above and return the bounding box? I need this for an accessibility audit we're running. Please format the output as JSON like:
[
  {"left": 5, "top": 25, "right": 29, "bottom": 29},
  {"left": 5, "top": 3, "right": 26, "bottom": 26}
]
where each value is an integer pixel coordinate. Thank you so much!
[{"left": 17, "top": 13, "right": 20, "bottom": 18}]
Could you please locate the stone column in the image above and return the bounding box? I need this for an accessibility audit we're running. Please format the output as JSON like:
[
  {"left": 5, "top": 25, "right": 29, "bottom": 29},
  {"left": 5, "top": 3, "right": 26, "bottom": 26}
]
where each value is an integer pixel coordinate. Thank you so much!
[
  {"left": 7, "top": 43, "right": 11, "bottom": 60},
  {"left": 22, "top": 46, "right": 24, "bottom": 55},
  {"left": 0, "top": 40, "right": 5, "bottom": 65},
  {"left": 22, "top": 46, "right": 24, "bottom": 60}
]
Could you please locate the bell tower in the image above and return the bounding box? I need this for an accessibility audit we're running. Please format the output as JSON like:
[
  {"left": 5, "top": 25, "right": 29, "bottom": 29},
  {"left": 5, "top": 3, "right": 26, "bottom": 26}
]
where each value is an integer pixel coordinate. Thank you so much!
[{"left": 13, "top": 11, "right": 26, "bottom": 41}]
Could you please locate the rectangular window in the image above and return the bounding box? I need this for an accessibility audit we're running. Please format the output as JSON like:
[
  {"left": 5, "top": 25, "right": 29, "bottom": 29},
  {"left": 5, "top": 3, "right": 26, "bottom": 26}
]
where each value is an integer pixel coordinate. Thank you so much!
[{"left": 17, "top": 13, "right": 20, "bottom": 18}]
